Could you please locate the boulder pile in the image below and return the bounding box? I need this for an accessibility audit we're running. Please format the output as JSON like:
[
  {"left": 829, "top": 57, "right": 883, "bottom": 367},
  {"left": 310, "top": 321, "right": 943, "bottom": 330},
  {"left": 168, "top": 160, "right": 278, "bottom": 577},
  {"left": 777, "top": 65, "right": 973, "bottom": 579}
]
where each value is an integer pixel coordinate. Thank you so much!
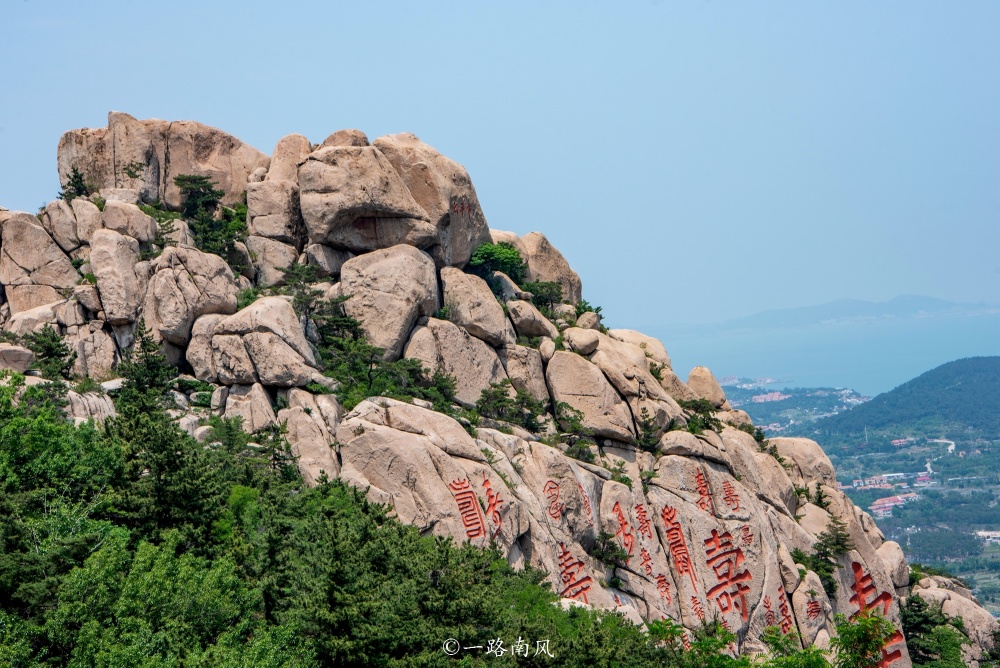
[{"left": 0, "top": 112, "right": 995, "bottom": 664}]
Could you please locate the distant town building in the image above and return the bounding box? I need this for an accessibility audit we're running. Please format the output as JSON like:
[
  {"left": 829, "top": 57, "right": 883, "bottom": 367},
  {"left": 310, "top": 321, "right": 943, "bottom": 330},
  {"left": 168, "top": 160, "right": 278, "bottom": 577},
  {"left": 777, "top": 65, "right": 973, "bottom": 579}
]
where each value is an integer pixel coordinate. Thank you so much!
[
  {"left": 868, "top": 492, "right": 919, "bottom": 519},
  {"left": 751, "top": 391, "right": 791, "bottom": 404},
  {"left": 976, "top": 531, "right": 1000, "bottom": 545}
]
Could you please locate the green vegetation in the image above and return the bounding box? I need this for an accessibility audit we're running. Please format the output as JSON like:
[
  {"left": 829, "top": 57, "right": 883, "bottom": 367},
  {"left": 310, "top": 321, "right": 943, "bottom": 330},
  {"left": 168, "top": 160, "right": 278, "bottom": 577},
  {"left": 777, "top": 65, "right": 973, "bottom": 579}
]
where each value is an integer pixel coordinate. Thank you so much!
[
  {"left": 521, "top": 280, "right": 562, "bottom": 317},
  {"left": 174, "top": 174, "right": 248, "bottom": 273},
  {"left": 468, "top": 241, "right": 527, "bottom": 284},
  {"left": 475, "top": 378, "right": 547, "bottom": 433},
  {"left": 679, "top": 398, "right": 723, "bottom": 435},
  {"left": 900, "top": 595, "right": 968, "bottom": 668},
  {"left": 811, "top": 357, "right": 1000, "bottom": 450},
  {"left": 574, "top": 299, "right": 603, "bottom": 318},
  {"left": 22, "top": 324, "right": 77, "bottom": 381},
  {"left": 56, "top": 166, "right": 92, "bottom": 202},
  {"left": 791, "top": 515, "right": 854, "bottom": 599}
]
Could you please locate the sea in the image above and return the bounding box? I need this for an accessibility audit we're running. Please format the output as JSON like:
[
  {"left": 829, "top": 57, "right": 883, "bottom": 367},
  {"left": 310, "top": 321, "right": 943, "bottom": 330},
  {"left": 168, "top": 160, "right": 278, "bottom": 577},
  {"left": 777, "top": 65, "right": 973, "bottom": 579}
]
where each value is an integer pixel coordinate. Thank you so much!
[{"left": 649, "top": 311, "right": 1000, "bottom": 396}]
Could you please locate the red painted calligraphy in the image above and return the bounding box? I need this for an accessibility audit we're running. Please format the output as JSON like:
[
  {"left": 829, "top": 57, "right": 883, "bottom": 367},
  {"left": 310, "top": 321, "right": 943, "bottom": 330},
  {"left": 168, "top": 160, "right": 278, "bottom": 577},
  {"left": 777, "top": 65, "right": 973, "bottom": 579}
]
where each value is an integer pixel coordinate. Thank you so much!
[
  {"left": 807, "top": 600, "right": 822, "bottom": 620},
  {"left": 612, "top": 502, "right": 635, "bottom": 561},
  {"left": 692, "top": 596, "right": 706, "bottom": 621},
  {"left": 557, "top": 542, "right": 593, "bottom": 604},
  {"left": 655, "top": 574, "right": 673, "bottom": 604},
  {"left": 543, "top": 480, "right": 564, "bottom": 520},
  {"left": 481, "top": 472, "right": 505, "bottom": 538},
  {"left": 661, "top": 504, "right": 698, "bottom": 590},
  {"left": 763, "top": 595, "right": 776, "bottom": 626},
  {"left": 704, "top": 529, "right": 752, "bottom": 622},
  {"left": 614, "top": 594, "right": 622, "bottom": 606},
  {"left": 635, "top": 503, "right": 653, "bottom": 540},
  {"left": 722, "top": 481, "right": 741, "bottom": 511},
  {"left": 449, "top": 478, "right": 486, "bottom": 539},
  {"left": 640, "top": 547, "right": 654, "bottom": 576},
  {"left": 778, "top": 592, "right": 795, "bottom": 634},
  {"left": 740, "top": 524, "right": 754, "bottom": 547},
  {"left": 682, "top": 632, "right": 692, "bottom": 650},
  {"left": 849, "top": 562, "right": 904, "bottom": 668},
  {"left": 694, "top": 469, "right": 715, "bottom": 514},
  {"left": 578, "top": 483, "right": 595, "bottom": 526}
]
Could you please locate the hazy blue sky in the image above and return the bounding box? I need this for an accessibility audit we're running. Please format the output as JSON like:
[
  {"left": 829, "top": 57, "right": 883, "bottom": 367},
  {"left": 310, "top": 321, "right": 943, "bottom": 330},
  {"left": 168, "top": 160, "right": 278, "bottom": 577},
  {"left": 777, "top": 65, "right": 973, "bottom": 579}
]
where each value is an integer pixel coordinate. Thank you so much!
[{"left": 1, "top": 1, "right": 997, "bottom": 332}]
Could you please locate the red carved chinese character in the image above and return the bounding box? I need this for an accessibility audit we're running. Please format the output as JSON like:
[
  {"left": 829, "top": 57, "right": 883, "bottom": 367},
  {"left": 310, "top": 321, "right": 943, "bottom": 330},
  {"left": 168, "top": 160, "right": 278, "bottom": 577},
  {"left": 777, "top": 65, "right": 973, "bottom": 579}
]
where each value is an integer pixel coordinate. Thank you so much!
[
  {"left": 614, "top": 594, "right": 622, "bottom": 606},
  {"left": 481, "top": 472, "right": 505, "bottom": 538},
  {"left": 661, "top": 505, "right": 699, "bottom": 591},
  {"left": 640, "top": 547, "right": 654, "bottom": 576},
  {"left": 557, "top": 542, "right": 593, "bottom": 603},
  {"left": 694, "top": 469, "right": 715, "bottom": 514},
  {"left": 763, "top": 595, "right": 776, "bottom": 626},
  {"left": 849, "top": 562, "right": 904, "bottom": 668},
  {"left": 635, "top": 504, "right": 653, "bottom": 540},
  {"left": 692, "top": 595, "right": 706, "bottom": 621},
  {"left": 740, "top": 524, "right": 753, "bottom": 546},
  {"left": 449, "top": 478, "right": 486, "bottom": 539},
  {"left": 778, "top": 592, "right": 795, "bottom": 634},
  {"left": 682, "top": 633, "right": 692, "bottom": 650},
  {"left": 612, "top": 502, "right": 635, "bottom": 561},
  {"left": 722, "top": 481, "right": 741, "bottom": 511},
  {"left": 704, "top": 529, "right": 752, "bottom": 621},
  {"left": 655, "top": 574, "right": 673, "bottom": 604},
  {"left": 807, "top": 600, "right": 822, "bottom": 620},
  {"left": 578, "top": 483, "right": 595, "bottom": 526},
  {"left": 543, "top": 480, "right": 564, "bottom": 520},
  {"left": 849, "top": 562, "right": 892, "bottom": 617}
]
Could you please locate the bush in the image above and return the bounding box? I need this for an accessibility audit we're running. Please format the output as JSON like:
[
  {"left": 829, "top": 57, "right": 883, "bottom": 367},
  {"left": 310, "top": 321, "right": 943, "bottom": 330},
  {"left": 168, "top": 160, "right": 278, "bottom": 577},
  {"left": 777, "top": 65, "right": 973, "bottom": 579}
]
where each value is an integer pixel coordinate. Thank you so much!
[
  {"left": 475, "top": 378, "right": 548, "bottom": 432},
  {"left": 521, "top": 280, "right": 563, "bottom": 315},
  {"left": 467, "top": 242, "right": 527, "bottom": 284},
  {"left": 791, "top": 515, "right": 854, "bottom": 599},
  {"left": 23, "top": 324, "right": 77, "bottom": 380},
  {"left": 679, "top": 398, "right": 723, "bottom": 434},
  {"left": 175, "top": 174, "right": 248, "bottom": 273},
  {"left": 57, "top": 166, "right": 92, "bottom": 202}
]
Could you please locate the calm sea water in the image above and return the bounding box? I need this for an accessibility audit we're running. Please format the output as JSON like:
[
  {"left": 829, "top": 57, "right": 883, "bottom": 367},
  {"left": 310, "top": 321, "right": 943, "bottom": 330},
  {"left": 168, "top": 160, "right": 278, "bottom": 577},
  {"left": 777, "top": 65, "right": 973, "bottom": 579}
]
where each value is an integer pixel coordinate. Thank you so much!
[{"left": 650, "top": 311, "right": 1000, "bottom": 396}]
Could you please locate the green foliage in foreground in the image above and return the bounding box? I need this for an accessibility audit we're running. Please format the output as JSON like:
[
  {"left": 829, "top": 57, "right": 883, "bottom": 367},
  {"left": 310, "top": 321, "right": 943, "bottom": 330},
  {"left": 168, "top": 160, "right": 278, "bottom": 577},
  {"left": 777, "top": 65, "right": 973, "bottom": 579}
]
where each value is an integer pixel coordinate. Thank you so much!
[{"left": 0, "top": 329, "right": 912, "bottom": 667}]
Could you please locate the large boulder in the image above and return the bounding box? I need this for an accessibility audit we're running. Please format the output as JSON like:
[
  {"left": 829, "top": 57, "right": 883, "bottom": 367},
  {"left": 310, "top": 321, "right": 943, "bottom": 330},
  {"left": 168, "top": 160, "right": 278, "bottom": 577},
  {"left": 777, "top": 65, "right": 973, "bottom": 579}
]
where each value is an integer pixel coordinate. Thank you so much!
[
  {"left": 0, "top": 343, "right": 34, "bottom": 372},
  {"left": 266, "top": 134, "right": 311, "bottom": 183},
  {"left": 246, "top": 236, "right": 299, "bottom": 287},
  {"left": 506, "top": 300, "right": 559, "bottom": 339},
  {"left": 687, "top": 366, "right": 730, "bottom": 409},
  {"left": 491, "top": 230, "right": 582, "bottom": 304},
  {"left": 224, "top": 383, "right": 277, "bottom": 433},
  {"left": 373, "top": 132, "right": 491, "bottom": 267},
  {"left": 545, "top": 351, "right": 634, "bottom": 441},
  {"left": 38, "top": 200, "right": 80, "bottom": 252},
  {"left": 338, "top": 245, "right": 438, "bottom": 361},
  {"left": 496, "top": 344, "right": 549, "bottom": 403},
  {"left": 247, "top": 179, "right": 301, "bottom": 244},
  {"left": 88, "top": 229, "right": 143, "bottom": 325},
  {"left": 144, "top": 246, "right": 237, "bottom": 346},
  {"left": 298, "top": 145, "right": 433, "bottom": 252},
  {"left": 0, "top": 213, "right": 79, "bottom": 313},
  {"left": 57, "top": 111, "right": 269, "bottom": 209},
  {"left": 439, "top": 267, "right": 513, "bottom": 346},
  {"left": 100, "top": 200, "right": 156, "bottom": 242},
  {"left": 404, "top": 318, "right": 508, "bottom": 407},
  {"left": 215, "top": 296, "right": 315, "bottom": 365}
]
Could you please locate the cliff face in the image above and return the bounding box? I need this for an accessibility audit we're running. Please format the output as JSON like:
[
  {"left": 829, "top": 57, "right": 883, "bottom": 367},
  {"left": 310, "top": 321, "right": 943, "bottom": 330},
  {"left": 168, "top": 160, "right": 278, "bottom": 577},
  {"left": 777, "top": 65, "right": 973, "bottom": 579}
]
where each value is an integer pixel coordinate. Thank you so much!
[{"left": 1, "top": 112, "right": 996, "bottom": 663}]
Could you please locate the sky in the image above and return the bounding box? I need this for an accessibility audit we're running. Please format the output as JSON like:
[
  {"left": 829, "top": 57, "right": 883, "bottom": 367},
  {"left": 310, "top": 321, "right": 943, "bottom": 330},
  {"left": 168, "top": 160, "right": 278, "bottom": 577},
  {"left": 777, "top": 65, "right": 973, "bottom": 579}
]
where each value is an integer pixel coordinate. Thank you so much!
[{"left": 1, "top": 1, "right": 998, "bottom": 338}]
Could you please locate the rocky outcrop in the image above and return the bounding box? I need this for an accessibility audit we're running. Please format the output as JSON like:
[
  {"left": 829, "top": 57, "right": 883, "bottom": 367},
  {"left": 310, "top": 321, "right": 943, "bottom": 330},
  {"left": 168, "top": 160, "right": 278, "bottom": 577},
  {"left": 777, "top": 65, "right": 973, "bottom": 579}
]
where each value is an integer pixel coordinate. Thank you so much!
[
  {"left": 338, "top": 245, "right": 439, "bottom": 361},
  {"left": 912, "top": 576, "right": 999, "bottom": 665},
  {"left": 298, "top": 145, "right": 433, "bottom": 253},
  {"left": 404, "top": 318, "right": 507, "bottom": 407},
  {"left": 373, "top": 132, "right": 491, "bottom": 267},
  {"left": 0, "top": 212, "right": 79, "bottom": 314},
  {"left": 57, "top": 112, "right": 269, "bottom": 209},
  {"left": 439, "top": 267, "right": 513, "bottom": 347},
  {"left": 491, "top": 230, "right": 582, "bottom": 303}
]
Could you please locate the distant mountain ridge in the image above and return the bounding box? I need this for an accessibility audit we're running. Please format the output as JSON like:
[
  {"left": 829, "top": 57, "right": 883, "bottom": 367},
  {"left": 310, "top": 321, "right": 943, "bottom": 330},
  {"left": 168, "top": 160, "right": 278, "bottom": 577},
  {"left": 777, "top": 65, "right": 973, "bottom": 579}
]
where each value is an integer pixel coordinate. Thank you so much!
[
  {"left": 670, "top": 295, "right": 996, "bottom": 335},
  {"left": 809, "top": 356, "right": 1000, "bottom": 440}
]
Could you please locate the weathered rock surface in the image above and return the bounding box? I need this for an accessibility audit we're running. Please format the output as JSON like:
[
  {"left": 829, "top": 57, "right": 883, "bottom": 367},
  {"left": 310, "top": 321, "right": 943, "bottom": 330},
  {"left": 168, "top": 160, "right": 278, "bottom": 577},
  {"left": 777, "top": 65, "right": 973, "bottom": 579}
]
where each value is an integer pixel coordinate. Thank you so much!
[
  {"left": 546, "top": 351, "right": 635, "bottom": 441},
  {"left": 404, "top": 318, "right": 507, "bottom": 407},
  {"left": 0, "top": 343, "right": 34, "bottom": 372},
  {"left": 0, "top": 212, "right": 79, "bottom": 314},
  {"left": 687, "top": 365, "right": 731, "bottom": 409},
  {"left": 298, "top": 145, "right": 433, "bottom": 252},
  {"left": 439, "top": 267, "right": 513, "bottom": 346},
  {"left": 338, "top": 245, "right": 438, "bottom": 361},
  {"left": 57, "top": 112, "right": 269, "bottom": 209},
  {"left": 373, "top": 133, "right": 491, "bottom": 267},
  {"left": 507, "top": 299, "right": 559, "bottom": 339},
  {"left": 492, "top": 230, "right": 582, "bottom": 303},
  {"left": 89, "top": 229, "right": 143, "bottom": 325},
  {"left": 144, "top": 246, "right": 237, "bottom": 345},
  {"left": 100, "top": 200, "right": 156, "bottom": 243}
]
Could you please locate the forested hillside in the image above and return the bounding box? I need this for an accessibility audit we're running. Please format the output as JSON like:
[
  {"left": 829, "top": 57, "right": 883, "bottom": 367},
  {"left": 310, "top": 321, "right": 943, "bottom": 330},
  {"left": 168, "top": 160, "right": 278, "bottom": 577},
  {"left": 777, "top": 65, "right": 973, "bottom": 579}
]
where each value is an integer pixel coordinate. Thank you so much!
[{"left": 810, "top": 357, "right": 1000, "bottom": 449}]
